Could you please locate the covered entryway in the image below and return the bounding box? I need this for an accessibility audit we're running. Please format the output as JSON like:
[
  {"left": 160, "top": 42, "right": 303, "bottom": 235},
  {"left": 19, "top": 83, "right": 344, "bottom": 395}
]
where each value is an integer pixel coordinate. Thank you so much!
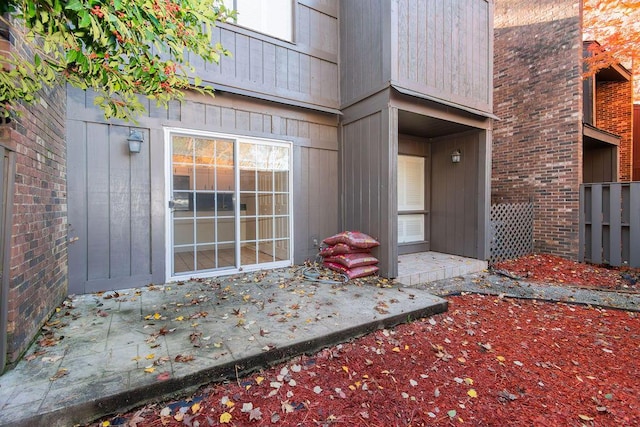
[
  {"left": 165, "top": 129, "right": 293, "bottom": 280},
  {"left": 340, "top": 88, "right": 492, "bottom": 279}
]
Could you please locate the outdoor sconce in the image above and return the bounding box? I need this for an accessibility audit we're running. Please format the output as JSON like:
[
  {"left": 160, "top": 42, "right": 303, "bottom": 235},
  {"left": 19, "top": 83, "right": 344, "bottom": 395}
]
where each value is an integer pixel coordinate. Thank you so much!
[
  {"left": 127, "top": 130, "right": 144, "bottom": 154},
  {"left": 451, "top": 149, "right": 461, "bottom": 163}
]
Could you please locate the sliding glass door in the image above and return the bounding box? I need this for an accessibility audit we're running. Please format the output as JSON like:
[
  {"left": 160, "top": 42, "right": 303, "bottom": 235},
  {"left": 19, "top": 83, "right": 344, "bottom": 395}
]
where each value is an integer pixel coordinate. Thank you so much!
[{"left": 167, "top": 130, "right": 292, "bottom": 278}]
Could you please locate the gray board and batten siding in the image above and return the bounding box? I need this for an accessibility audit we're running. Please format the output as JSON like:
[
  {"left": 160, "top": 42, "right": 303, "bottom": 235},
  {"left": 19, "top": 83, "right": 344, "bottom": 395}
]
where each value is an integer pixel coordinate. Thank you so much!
[
  {"left": 67, "top": 89, "right": 339, "bottom": 294},
  {"left": 338, "top": 0, "right": 493, "bottom": 278},
  {"left": 340, "top": 0, "right": 493, "bottom": 114}
]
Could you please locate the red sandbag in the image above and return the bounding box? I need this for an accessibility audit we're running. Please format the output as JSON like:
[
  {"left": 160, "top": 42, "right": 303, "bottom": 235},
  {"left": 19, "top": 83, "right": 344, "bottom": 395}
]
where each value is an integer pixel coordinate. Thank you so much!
[
  {"left": 324, "top": 253, "right": 378, "bottom": 269},
  {"left": 323, "top": 261, "right": 380, "bottom": 279},
  {"left": 322, "top": 231, "right": 380, "bottom": 249},
  {"left": 319, "top": 243, "right": 370, "bottom": 257}
]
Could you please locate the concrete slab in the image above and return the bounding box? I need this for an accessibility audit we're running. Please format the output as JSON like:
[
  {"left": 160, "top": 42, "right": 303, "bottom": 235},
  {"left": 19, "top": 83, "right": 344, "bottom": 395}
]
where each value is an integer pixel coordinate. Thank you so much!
[
  {"left": 396, "top": 251, "right": 488, "bottom": 286},
  {"left": 0, "top": 267, "right": 447, "bottom": 427}
]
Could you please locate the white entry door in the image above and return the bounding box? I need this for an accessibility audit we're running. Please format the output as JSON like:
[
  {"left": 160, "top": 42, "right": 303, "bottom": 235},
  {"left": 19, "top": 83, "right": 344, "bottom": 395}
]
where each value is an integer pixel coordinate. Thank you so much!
[
  {"left": 166, "top": 129, "right": 292, "bottom": 280},
  {"left": 398, "top": 155, "right": 426, "bottom": 244}
]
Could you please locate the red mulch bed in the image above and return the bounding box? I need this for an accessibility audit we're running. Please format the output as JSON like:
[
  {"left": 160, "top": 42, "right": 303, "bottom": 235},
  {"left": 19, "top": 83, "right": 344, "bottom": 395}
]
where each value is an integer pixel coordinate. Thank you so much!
[
  {"left": 93, "top": 295, "right": 640, "bottom": 426},
  {"left": 493, "top": 254, "right": 640, "bottom": 291}
]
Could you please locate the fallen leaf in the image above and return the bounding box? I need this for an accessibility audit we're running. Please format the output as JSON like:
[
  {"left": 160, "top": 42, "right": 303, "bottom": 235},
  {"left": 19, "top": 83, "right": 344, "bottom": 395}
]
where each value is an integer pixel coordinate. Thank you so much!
[
  {"left": 468, "top": 389, "right": 478, "bottom": 398},
  {"left": 249, "top": 407, "right": 263, "bottom": 421},
  {"left": 313, "top": 386, "right": 322, "bottom": 394},
  {"left": 144, "top": 367, "right": 156, "bottom": 374},
  {"left": 191, "top": 402, "right": 201, "bottom": 413},
  {"left": 175, "top": 354, "right": 195, "bottom": 363},
  {"left": 156, "top": 372, "right": 171, "bottom": 381},
  {"left": 578, "top": 414, "right": 594, "bottom": 421},
  {"left": 220, "top": 412, "right": 232, "bottom": 423},
  {"left": 49, "top": 369, "right": 68, "bottom": 381}
]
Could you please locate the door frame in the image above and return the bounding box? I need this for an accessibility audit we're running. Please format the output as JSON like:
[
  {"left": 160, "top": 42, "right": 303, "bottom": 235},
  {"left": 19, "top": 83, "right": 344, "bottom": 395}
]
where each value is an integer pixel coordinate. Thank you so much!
[{"left": 163, "top": 127, "right": 294, "bottom": 282}]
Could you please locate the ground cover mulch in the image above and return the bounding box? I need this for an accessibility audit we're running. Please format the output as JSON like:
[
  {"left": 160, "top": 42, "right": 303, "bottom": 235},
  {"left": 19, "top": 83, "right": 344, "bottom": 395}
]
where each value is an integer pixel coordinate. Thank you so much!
[
  {"left": 94, "top": 293, "right": 640, "bottom": 426},
  {"left": 493, "top": 254, "right": 640, "bottom": 291}
]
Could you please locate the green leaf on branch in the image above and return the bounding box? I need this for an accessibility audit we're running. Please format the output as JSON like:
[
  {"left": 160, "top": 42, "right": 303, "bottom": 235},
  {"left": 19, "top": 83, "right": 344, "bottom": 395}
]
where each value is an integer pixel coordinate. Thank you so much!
[{"left": 0, "top": 0, "right": 235, "bottom": 121}]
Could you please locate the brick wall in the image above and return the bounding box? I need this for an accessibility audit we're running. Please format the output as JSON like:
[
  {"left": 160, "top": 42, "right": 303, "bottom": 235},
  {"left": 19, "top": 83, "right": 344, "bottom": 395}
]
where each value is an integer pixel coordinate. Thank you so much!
[
  {"left": 595, "top": 80, "right": 633, "bottom": 181},
  {"left": 0, "top": 37, "right": 67, "bottom": 367},
  {"left": 493, "top": 0, "right": 583, "bottom": 258}
]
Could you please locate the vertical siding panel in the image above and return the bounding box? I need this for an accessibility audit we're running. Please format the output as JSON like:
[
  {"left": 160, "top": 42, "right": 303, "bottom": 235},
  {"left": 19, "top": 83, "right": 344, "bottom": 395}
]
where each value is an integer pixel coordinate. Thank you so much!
[
  {"left": 219, "top": 28, "right": 236, "bottom": 76},
  {"left": 249, "top": 38, "right": 264, "bottom": 84},
  {"left": 426, "top": 0, "right": 436, "bottom": 87},
  {"left": 109, "top": 126, "right": 132, "bottom": 278},
  {"left": 236, "top": 110, "right": 251, "bottom": 132},
  {"left": 397, "top": 0, "right": 409, "bottom": 81},
  {"left": 451, "top": 0, "right": 460, "bottom": 96},
  {"left": 463, "top": 136, "right": 479, "bottom": 256},
  {"left": 249, "top": 112, "right": 263, "bottom": 133},
  {"left": 293, "top": 146, "right": 309, "bottom": 260},
  {"left": 297, "top": 5, "right": 310, "bottom": 47},
  {"left": 206, "top": 27, "right": 223, "bottom": 75},
  {"left": 442, "top": 0, "right": 452, "bottom": 93},
  {"left": 130, "top": 129, "right": 152, "bottom": 276},
  {"left": 205, "top": 105, "right": 222, "bottom": 128},
  {"left": 417, "top": 0, "right": 427, "bottom": 86},
  {"left": 262, "top": 43, "right": 277, "bottom": 88},
  {"left": 310, "top": 57, "right": 322, "bottom": 99},
  {"left": 299, "top": 54, "right": 311, "bottom": 95},
  {"left": 235, "top": 34, "right": 250, "bottom": 81},
  {"left": 435, "top": 0, "right": 444, "bottom": 91},
  {"left": 288, "top": 50, "right": 300, "bottom": 93},
  {"left": 275, "top": 46, "right": 288, "bottom": 89},
  {"left": 67, "top": 120, "right": 88, "bottom": 291},
  {"left": 263, "top": 114, "right": 272, "bottom": 134},
  {"left": 86, "top": 123, "right": 110, "bottom": 280},
  {"left": 221, "top": 107, "right": 236, "bottom": 131},
  {"left": 463, "top": 1, "right": 472, "bottom": 98},
  {"left": 321, "top": 61, "right": 337, "bottom": 102},
  {"left": 407, "top": 0, "right": 418, "bottom": 83}
]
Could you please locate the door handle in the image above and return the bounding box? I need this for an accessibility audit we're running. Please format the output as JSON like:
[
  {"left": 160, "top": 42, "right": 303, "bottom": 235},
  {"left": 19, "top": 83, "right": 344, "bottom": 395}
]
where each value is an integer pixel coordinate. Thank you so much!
[{"left": 168, "top": 200, "right": 176, "bottom": 209}]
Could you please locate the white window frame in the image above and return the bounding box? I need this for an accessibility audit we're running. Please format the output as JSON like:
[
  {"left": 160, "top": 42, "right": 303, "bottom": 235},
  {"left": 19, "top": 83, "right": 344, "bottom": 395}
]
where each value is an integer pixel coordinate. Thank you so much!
[{"left": 224, "top": 0, "right": 294, "bottom": 42}]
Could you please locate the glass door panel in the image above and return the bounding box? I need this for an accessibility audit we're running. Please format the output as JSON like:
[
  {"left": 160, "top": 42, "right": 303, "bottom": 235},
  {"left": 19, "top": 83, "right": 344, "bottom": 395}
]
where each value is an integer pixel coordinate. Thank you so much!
[{"left": 171, "top": 135, "right": 236, "bottom": 275}]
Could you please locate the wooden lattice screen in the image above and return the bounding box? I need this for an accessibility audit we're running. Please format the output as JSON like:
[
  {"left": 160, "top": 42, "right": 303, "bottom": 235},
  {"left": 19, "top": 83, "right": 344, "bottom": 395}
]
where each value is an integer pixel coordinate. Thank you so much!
[{"left": 489, "top": 202, "right": 534, "bottom": 264}]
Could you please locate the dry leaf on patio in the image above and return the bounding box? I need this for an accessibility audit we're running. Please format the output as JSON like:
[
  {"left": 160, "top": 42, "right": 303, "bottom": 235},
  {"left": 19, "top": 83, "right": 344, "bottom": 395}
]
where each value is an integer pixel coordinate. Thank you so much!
[
  {"left": 49, "top": 368, "right": 68, "bottom": 381},
  {"left": 175, "top": 354, "right": 195, "bottom": 363}
]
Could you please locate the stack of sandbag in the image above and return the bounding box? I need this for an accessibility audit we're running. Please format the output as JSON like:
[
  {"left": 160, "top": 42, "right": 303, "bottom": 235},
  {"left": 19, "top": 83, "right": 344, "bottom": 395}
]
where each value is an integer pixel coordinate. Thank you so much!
[{"left": 320, "top": 231, "right": 380, "bottom": 279}]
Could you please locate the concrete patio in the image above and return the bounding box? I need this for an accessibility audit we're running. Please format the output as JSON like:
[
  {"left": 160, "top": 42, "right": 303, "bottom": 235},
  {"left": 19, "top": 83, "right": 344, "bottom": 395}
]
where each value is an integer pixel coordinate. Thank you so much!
[
  {"left": 396, "top": 251, "right": 488, "bottom": 286},
  {"left": 0, "top": 266, "right": 448, "bottom": 427}
]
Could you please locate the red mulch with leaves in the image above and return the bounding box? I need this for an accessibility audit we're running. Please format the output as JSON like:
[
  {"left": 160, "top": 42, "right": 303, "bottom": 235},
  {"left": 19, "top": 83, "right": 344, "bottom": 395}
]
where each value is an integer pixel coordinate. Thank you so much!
[
  {"left": 493, "top": 254, "right": 640, "bottom": 291},
  {"left": 94, "top": 256, "right": 640, "bottom": 427}
]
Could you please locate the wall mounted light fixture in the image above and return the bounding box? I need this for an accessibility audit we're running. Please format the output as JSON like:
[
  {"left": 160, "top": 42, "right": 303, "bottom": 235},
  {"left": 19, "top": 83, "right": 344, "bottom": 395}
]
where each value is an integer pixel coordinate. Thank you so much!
[
  {"left": 451, "top": 149, "right": 461, "bottom": 163},
  {"left": 127, "top": 130, "right": 144, "bottom": 154}
]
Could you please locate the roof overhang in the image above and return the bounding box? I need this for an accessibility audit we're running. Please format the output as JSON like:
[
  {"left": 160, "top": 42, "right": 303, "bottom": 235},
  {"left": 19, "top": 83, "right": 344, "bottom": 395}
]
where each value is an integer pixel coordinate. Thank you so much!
[
  {"left": 583, "top": 123, "right": 620, "bottom": 146},
  {"left": 391, "top": 84, "right": 499, "bottom": 120}
]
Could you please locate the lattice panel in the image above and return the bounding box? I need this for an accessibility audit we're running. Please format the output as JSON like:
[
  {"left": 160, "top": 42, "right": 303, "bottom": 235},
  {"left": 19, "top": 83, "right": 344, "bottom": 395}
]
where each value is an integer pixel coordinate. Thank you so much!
[{"left": 490, "top": 202, "right": 534, "bottom": 264}]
